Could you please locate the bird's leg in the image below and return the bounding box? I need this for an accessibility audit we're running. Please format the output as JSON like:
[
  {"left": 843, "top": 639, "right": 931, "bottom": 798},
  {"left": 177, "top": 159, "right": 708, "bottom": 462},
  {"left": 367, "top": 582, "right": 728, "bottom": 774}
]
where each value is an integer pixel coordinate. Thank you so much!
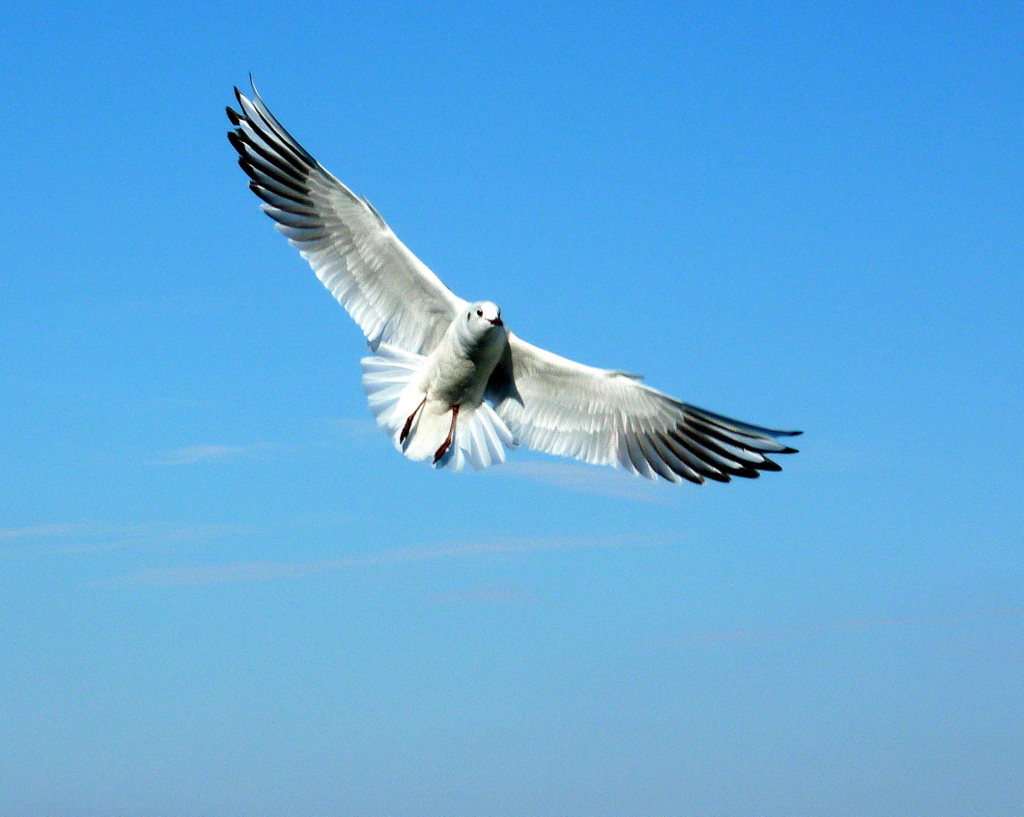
[
  {"left": 400, "top": 396, "right": 427, "bottom": 444},
  {"left": 433, "top": 404, "right": 460, "bottom": 464}
]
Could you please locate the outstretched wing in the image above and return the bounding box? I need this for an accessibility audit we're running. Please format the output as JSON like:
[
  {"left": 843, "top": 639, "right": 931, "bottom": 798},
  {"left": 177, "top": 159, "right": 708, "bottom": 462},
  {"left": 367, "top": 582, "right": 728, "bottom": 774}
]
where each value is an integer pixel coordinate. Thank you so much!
[
  {"left": 227, "top": 84, "right": 467, "bottom": 355},
  {"left": 488, "top": 335, "right": 800, "bottom": 484}
]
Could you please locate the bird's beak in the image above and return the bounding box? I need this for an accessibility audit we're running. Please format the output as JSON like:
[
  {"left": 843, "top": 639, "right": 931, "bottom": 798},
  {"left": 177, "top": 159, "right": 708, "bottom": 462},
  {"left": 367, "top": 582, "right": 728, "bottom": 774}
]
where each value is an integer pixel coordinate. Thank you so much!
[{"left": 490, "top": 317, "right": 503, "bottom": 327}]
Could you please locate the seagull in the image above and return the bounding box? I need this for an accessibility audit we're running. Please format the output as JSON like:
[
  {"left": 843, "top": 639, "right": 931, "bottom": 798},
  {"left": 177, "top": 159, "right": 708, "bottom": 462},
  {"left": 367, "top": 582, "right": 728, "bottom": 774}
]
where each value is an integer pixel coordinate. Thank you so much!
[{"left": 226, "top": 83, "right": 800, "bottom": 484}]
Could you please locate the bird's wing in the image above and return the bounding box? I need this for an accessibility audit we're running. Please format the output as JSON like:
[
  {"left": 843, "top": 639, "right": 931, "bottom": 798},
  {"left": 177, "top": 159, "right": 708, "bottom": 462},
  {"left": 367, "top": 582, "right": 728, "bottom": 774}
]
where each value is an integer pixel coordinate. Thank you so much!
[
  {"left": 487, "top": 334, "right": 800, "bottom": 483},
  {"left": 227, "top": 84, "right": 467, "bottom": 355}
]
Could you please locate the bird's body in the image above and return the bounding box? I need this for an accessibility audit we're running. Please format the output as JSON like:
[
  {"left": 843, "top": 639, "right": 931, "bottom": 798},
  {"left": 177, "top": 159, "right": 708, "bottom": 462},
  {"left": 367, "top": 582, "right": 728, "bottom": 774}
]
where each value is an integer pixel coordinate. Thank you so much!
[
  {"left": 366, "top": 301, "right": 514, "bottom": 468},
  {"left": 424, "top": 302, "right": 507, "bottom": 410},
  {"left": 227, "top": 83, "right": 800, "bottom": 483}
]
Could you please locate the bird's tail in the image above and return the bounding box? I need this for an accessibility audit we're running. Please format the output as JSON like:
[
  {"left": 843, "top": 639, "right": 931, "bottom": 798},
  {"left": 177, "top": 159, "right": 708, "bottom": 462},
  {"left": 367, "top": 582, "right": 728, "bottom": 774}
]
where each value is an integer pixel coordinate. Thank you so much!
[{"left": 360, "top": 344, "right": 517, "bottom": 471}]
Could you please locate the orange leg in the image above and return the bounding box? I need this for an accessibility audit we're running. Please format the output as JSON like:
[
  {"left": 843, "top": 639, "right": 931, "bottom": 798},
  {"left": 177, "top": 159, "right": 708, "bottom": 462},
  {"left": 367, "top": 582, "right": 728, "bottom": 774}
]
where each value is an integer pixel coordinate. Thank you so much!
[
  {"left": 400, "top": 396, "right": 427, "bottom": 444},
  {"left": 433, "top": 404, "right": 460, "bottom": 463}
]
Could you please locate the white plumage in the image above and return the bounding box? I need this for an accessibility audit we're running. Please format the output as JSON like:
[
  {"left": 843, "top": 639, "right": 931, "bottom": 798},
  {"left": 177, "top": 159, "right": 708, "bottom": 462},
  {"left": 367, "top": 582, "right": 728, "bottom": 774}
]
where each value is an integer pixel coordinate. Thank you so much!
[{"left": 227, "top": 83, "right": 800, "bottom": 484}]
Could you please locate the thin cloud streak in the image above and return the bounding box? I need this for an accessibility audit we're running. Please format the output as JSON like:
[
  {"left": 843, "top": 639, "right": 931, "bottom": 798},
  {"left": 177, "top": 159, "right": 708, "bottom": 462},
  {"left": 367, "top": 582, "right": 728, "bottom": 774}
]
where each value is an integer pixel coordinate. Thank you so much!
[
  {"left": 55, "top": 524, "right": 259, "bottom": 554},
  {"left": 491, "top": 460, "right": 671, "bottom": 503},
  {"left": 323, "top": 416, "right": 381, "bottom": 441},
  {"left": 0, "top": 523, "right": 93, "bottom": 542},
  {"left": 1, "top": 522, "right": 260, "bottom": 557},
  {"left": 151, "top": 417, "right": 377, "bottom": 466},
  {"left": 147, "top": 396, "right": 218, "bottom": 410},
  {"left": 106, "top": 533, "right": 666, "bottom": 587},
  {"left": 422, "top": 584, "right": 537, "bottom": 606},
  {"left": 155, "top": 443, "right": 266, "bottom": 466}
]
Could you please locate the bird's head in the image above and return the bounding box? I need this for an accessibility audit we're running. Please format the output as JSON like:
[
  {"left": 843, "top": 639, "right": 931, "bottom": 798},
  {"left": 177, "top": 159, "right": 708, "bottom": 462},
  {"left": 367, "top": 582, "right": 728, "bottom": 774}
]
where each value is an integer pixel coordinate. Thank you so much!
[{"left": 464, "top": 301, "right": 503, "bottom": 335}]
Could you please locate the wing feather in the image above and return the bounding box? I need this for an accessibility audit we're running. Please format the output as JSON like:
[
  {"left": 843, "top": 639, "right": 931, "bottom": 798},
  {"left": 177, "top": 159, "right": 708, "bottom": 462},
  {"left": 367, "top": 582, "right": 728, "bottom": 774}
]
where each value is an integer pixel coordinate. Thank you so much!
[
  {"left": 488, "top": 334, "right": 800, "bottom": 484},
  {"left": 227, "top": 84, "right": 466, "bottom": 354}
]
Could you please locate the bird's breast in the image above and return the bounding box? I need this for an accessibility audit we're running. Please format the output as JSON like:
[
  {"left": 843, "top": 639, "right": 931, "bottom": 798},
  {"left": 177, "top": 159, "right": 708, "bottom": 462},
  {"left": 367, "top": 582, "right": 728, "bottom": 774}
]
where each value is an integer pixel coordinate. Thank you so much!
[{"left": 426, "top": 327, "right": 507, "bottom": 407}]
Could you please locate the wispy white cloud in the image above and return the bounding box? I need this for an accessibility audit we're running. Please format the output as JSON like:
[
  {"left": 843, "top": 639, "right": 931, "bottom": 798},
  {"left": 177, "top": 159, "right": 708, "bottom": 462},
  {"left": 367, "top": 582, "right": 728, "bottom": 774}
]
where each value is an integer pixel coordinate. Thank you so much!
[
  {"left": 150, "top": 396, "right": 218, "bottom": 410},
  {"left": 0, "top": 522, "right": 259, "bottom": 556},
  {"left": 422, "top": 584, "right": 537, "bottom": 606},
  {"left": 151, "top": 416, "right": 379, "bottom": 466},
  {"left": 322, "top": 417, "right": 381, "bottom": 441},
  {"left": 491, "top": 460, "right": 670, "bottom": 503},
  {"left": 105, "top": 533, "right": 665, "bottom": 587},
  {"left": 55, "top": 523, "right": 259, "bottom": 554},
  {"left": 154, "top": 443, "right": 269, "bottom": 466},
  {"left": 149, "top": 423, "right": 667, "bottom": 493},
  {"left": 0, "top": 523, "right": 93, "bottom": 542}
]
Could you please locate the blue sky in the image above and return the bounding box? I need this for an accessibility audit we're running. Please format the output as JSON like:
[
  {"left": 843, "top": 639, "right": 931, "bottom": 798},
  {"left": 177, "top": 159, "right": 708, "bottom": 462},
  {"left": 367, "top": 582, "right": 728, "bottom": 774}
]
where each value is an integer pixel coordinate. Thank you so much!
[{"left": 2, "top": 1, "right": 1022, "bottom": 814}]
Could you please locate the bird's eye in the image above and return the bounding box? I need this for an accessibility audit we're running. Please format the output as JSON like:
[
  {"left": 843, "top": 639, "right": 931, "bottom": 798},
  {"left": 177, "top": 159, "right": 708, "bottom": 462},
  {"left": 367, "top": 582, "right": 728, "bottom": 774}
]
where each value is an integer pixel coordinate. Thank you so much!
[{"left": 476, "top": 309, "right": 483, "bottom": 317}]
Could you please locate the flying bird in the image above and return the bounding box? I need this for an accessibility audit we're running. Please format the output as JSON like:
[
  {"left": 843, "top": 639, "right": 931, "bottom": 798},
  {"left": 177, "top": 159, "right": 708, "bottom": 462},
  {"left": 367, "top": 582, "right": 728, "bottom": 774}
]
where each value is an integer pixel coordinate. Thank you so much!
[{"left": 226, "top": 83, "right": 800, "bottom": 483}]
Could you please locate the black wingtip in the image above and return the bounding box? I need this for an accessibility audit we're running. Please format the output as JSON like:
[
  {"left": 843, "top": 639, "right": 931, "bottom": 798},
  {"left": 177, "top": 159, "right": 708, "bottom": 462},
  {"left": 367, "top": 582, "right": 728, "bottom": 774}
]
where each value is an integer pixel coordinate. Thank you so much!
[
  {"left": 227, "top": 129, "right": 244, "bottom": 154},
  {"left": 226, "top": 105, "right": 242, "bottom": 126},
  {"left": 237, "top": 156, "right": 260, "bottom": 182}
]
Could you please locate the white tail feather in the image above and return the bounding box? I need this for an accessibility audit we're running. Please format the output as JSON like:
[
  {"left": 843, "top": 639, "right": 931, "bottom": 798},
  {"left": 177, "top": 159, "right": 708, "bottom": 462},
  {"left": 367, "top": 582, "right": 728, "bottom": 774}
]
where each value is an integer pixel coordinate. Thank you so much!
[{"left": 360, "top": 344, "right": 518, "bottom": 472}]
